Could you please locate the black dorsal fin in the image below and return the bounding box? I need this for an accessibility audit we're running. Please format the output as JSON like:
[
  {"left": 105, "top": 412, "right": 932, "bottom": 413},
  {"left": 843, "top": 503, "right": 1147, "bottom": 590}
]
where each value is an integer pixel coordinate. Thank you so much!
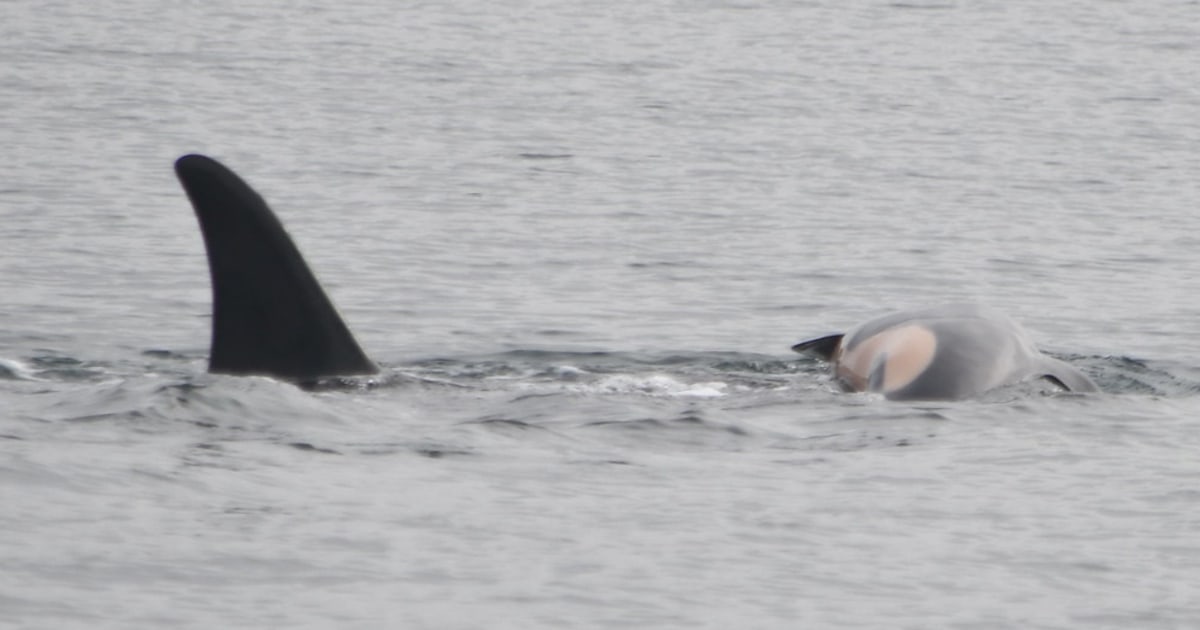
[
  {"left": 791, "top": 334, "right": 844, "bottom": 361},
  {"left": 174, "top": 154, "right": 377, "bottom": 380}
]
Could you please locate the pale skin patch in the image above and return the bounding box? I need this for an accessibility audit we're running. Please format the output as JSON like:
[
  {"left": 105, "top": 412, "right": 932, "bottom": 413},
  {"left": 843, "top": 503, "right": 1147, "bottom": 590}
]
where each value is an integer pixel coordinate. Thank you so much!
[{"left": 835, "top": 325, "right": 938, "bottom": 394}]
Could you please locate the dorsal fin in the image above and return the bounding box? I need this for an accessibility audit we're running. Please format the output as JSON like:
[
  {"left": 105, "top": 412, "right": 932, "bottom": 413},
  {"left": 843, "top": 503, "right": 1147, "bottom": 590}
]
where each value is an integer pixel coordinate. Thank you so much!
[
  {"left": 791, "top": 334, "right": 844, "bottom": 361},
  {"left": 174, "top": 154, "right": 377, "bottom": 380}
]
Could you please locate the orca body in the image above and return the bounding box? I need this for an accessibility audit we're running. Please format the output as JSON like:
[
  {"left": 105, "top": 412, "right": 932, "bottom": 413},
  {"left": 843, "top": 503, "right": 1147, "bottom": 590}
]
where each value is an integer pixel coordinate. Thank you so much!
[
  {"left": 792, "top": 304, "right": 1096, "bottom": 401},
  {"left": 174, "top": 154, "right": 377, "bottom": 380}
]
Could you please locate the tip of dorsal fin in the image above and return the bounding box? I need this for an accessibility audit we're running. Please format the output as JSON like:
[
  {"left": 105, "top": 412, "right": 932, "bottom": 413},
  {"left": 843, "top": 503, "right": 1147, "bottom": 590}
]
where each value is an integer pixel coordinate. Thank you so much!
[
  {"left": 174, "top": 154, "right": 378, "bottom": 380},
  {"left": 791, "top": 334, "right": 843, "bottom": 361}
]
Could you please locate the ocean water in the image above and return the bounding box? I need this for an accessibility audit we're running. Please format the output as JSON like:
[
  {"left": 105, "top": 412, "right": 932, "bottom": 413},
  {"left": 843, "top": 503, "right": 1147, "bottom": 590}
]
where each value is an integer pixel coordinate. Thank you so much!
[{"left": 3, "top": 0, "right": 1200, "bottom": 627}]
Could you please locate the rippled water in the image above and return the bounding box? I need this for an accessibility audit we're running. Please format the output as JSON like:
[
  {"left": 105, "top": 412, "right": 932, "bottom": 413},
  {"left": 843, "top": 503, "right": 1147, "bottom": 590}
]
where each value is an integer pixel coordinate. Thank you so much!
[{"left": 3, "top": 0, "right": 1200, "bottom": 627}]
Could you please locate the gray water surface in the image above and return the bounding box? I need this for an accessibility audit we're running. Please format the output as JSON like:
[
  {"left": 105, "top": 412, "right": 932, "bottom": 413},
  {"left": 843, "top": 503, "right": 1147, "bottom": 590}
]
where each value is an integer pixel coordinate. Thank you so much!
[{"left": 3, "top": 1, "right": 1200, "bottom": 628}]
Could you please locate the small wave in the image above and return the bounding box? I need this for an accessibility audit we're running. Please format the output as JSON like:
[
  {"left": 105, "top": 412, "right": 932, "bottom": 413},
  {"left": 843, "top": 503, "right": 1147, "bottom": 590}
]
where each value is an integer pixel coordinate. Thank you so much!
[
  {"left": 24, "top": 353, "right": 110, "bottom": 382},
  {"left": 0, "top": 358, "right": 36, "bottom": 381},
  {"left": 578, "top": 411, "right": 758, "bottom": 452},
  {"left": 517, "top": 152, "right": 573, "bottom": 160}
]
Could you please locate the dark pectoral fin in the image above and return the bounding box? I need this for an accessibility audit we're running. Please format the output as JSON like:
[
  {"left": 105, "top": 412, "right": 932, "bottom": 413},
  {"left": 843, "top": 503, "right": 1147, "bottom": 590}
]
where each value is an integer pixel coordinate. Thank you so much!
[
  {"left": 174, "top": 154, "right": 377, "bottom": 380},
  {"left": 1038, "top": 358, "right": 1098, "bottom": 393},
  {"left": 791, "top": 334, "right": 843, "bottom": 360}
]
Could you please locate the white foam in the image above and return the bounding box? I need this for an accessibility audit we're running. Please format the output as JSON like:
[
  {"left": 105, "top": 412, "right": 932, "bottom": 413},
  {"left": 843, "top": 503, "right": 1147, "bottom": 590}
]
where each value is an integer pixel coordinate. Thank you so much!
[
  {"left": 0, "top": 358, "right": 38, "bottom": 381},
  {"left": 573, "top": 374, "right": 729, "bottom": 398}
]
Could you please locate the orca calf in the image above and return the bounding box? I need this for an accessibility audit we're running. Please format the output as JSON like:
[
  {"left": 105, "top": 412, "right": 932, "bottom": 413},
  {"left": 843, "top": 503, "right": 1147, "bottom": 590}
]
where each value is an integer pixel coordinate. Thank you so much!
[
  {"left": 174, "top": 154, "right": 377, "bottom": 381},
  {"left": 793, "top": 304, "right": 1097, "bottom": 401}
]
